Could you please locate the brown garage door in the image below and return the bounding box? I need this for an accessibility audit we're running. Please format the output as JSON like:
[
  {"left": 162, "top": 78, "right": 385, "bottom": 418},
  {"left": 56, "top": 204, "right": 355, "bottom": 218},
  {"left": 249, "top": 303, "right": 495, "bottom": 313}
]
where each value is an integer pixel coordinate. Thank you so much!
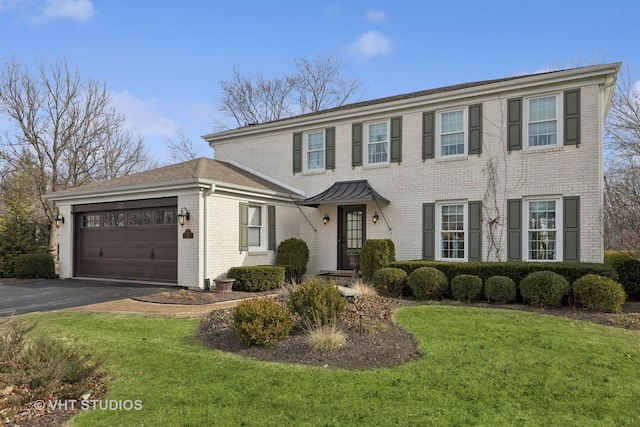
[{"left": 74, "top": 198, "right": 178, "bottom": 282}]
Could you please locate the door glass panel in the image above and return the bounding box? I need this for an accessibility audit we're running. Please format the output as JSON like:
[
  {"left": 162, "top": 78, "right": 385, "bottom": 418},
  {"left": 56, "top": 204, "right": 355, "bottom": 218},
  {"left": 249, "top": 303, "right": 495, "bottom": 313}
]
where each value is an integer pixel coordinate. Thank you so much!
[{"left": 346, "top": 210, "right": 363, "bottom": 251}]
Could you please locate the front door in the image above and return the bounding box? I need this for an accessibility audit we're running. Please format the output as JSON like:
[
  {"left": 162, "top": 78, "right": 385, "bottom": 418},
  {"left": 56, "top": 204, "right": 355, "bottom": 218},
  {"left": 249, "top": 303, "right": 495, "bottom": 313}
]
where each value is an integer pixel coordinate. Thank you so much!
[{"left": 337, "top": 205, "right": 366, "bottom": 270}]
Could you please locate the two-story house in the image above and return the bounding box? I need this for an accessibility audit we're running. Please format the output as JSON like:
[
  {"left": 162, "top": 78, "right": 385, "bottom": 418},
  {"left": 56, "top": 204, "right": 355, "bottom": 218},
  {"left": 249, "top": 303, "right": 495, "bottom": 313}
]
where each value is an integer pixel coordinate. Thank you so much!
[{"left": 49, "top": 63, "right": 620, "bottom": 289}]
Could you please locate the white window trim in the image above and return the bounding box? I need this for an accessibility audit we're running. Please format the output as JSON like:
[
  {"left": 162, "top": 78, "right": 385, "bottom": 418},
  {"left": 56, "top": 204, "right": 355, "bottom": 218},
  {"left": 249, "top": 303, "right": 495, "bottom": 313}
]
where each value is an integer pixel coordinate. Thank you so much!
[
  {"left": 435, "top": 201, "right": 468, "bottom": 262},
  {"left": 365, "top": 120, "right": 390, "bottom": 165},
  {"left": 522, "top": 197, "right": 563, "bottom": 262},
  {"left": 524, "top": 93, "right": 562, "bottom": 149},
  {"left": 304, "top": 129, "right": 325, "bottom": 172},
  {"left": 437, "top": 108, "right": 467, "bottom": 158},
  {"left": 248, "top": 204, "right": 267, "bottom": 252}
]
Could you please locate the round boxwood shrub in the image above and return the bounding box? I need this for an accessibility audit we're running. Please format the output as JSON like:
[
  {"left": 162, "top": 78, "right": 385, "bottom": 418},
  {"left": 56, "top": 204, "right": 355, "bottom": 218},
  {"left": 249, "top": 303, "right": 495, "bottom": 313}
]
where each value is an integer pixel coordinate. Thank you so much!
[
  {"left": 275, "top": 238, "right": 309, "bottom": 282},
  {"left": 451, "top": 274, "right": 483, "bottom": 302},
  {"left": 14, "top": 252, "right": 56, "bottom": 279},
  {"left": 484, "top": 276, "right": 517, "bottom": 304},
  {"left": 372, "top": 267, "right": 407, "bottom": 297},
  {"left": 288, "top": 279, "right": 346, "bottom": 325},
  {"left": 233, "top": 298, "right": 294, "bottom": 346},
  {"left": 408, "top": 267, "right": 448, "bottom": 300},
  {"left": 360, "top": 239, "right": 396, "bottom": 282},
  {"left": 519, "top": 271, "right": 569, "bottom": 307},
  {"left": 572, "top": 274, "right": 626, "bottom": 313}
]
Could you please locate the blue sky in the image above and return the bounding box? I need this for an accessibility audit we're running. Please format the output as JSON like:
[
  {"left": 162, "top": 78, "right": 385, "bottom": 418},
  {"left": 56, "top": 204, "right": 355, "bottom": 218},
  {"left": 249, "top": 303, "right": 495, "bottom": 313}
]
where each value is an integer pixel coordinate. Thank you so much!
[{"left": 1, "top": 0, "right": 638, "bottom": 164}]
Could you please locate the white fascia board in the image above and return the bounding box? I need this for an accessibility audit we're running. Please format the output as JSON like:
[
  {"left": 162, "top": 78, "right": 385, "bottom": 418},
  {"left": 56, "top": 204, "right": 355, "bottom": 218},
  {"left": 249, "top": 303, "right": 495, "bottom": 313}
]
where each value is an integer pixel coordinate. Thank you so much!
[{"left": 204, "top": 63, "right": 621, "bottom": 146}]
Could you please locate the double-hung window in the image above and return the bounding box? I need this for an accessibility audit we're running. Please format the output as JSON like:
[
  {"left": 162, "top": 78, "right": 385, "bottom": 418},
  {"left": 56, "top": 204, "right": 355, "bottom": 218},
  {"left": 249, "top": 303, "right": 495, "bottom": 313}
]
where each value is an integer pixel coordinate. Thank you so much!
[
  {"left": 527, "top": 95, "right": 559, "bottom": 147},
  {"left": 525, "top": 199, "right": 561, "bottom": 261},
  {"left": 305, "top": 130, "right": 324, "bottom": 171},
  {"left": 367, "top": 121, "right": 389, "bottom": 164},
  {"left": 248, "top": 205, "right": 264, "bottom": 250},
  {"left": 439, "top": 109, "right": 466, "bottom": 157},
  {"left": 437, "top": 203, "right": 466, "bottom": 261}
]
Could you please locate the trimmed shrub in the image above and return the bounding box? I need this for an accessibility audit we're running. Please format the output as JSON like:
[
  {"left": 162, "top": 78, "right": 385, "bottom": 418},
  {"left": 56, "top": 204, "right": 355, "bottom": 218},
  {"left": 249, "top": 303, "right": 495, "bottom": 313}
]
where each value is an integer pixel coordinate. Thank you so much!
[
  {"left": 360, "top": 239, "right": 396, "bottom": 282},
  {"left": 451, "top": 274, "right": 483, "bottom": 302},
  {"left": 227, "top": 266, "right": 285, "bottom": 291},
  {"left": 232, "top": 298, "right": 294, "bottom": 346},
  {"left": 275, "top": 238, "right": 310, "bottom": 283},
  {"left": 408, "top": 267, "right": 448, "bottom": 300},
  {"left": 484, "top": 276, "right": 517, "bottom": 304},
  {"left": 288, "top": 279, "right": 346, "bottom": 325},
  {"left": 519, "top": 271, "right": 569, "bottom": 307},
  {"left": 604, "top": 251, "right": 640, "bottom": 301},
  {"left": 14, "top": 253, "right": 56, "bottom": 279},
  {"left": 371, "top": 267, "right": 407, "bottom": 297},
  {"left": 572, "top": 274, "right": 626, "bottom": 313}
]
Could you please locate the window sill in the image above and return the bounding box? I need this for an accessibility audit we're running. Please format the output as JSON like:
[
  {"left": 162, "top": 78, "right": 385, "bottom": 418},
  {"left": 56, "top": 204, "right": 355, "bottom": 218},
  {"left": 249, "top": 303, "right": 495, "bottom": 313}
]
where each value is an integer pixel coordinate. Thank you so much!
[
  {"left": 363, "top": 163, "right": 391, "bottom": 170},
  {"left": 435, "top": 155, "right": 468, "bottom": 163},
  {"left": 302, "top": 169, "right": 325, "bottom": 176},
  {"left": 248, "top": 250, "right": 269, "bottom": 256},
  {"left": 524, "top": 145, "right": 563, "bottom": 154}
]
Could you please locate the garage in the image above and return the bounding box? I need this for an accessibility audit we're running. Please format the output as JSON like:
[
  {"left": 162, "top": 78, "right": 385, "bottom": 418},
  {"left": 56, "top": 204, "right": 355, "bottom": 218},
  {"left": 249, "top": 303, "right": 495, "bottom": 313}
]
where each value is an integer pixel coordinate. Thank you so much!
[{"left": 74, "top": 197, "right": 178, "bottom": 282}]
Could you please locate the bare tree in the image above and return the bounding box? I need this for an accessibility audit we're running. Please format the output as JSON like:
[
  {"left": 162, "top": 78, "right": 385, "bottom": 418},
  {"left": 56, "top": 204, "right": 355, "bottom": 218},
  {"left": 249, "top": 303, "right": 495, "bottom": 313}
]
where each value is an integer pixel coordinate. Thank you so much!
[
  {"left": 165, "top": 128, "right": 206, "bottom": 163},
  {"left": 217, "top": 54, "right": 363, "bottom": 127},
  {"left": 0, "top": 57, "right": 152, "bottom": 244},
  {"left": 604, "top": 66, "right": 640, "bottom": 256}
]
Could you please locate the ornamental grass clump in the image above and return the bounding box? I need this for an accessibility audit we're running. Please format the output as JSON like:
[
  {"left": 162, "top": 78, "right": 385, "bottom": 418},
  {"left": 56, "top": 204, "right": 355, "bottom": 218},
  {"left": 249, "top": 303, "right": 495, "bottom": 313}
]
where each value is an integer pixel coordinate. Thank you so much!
[
  {"left": 305, "top": 321, "right": 347, "bottom": 352},
  {"left": 484, "top": 276, "right": 517, "bottom": 304},
  {"left": 233, "top": 298, "right": 294, "bottom": 346},
  {"left": 408, "top": 267, "right": 448, "bottom": 300},
  {"left": 450, "top": 274, "right": 483, "bottom": 302},
  {"left": 519, "top": 271, "right": 569, "bottom": 307},
  {"left": 572, "top": 274, "right": 626, "bottom": 313}
]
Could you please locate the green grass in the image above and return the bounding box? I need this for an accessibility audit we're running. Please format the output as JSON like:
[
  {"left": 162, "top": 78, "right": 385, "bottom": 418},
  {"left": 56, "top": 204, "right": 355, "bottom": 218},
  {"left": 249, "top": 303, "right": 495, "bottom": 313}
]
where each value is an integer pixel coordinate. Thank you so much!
[{"left": 28, "top": 306, "right": 640, "bottom": 426}]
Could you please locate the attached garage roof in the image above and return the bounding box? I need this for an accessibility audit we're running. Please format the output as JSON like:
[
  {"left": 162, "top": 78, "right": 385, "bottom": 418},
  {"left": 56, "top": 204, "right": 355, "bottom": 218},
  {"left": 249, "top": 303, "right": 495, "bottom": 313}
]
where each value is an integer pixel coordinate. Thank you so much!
[
  {"left": 47, "top": 157, "right": 299, "bottom": 199},
  {"left": 297, "top": 180, "right": 390, "bottom": 207}
]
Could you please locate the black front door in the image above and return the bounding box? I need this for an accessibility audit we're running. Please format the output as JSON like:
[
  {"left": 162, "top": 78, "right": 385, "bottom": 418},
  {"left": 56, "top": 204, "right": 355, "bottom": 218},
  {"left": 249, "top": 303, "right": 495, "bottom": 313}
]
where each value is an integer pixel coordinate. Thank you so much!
[{"left": 337, "top": 205, "right": 366, "bottom": 270}]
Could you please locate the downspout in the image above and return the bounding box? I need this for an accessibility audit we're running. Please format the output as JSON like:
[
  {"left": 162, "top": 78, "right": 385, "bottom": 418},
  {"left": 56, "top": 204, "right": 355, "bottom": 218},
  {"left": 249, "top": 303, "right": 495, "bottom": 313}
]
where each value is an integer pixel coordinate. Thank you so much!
[{"left": 203, "top": 184, "right": 214, "bottom": 290}]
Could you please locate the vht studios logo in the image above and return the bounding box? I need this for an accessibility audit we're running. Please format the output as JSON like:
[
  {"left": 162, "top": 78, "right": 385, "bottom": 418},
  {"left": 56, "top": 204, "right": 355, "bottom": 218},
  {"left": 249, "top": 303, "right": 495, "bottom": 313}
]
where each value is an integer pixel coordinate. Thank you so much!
[{"left": 33, "top": 399, "right": 143, "bottom": 411}]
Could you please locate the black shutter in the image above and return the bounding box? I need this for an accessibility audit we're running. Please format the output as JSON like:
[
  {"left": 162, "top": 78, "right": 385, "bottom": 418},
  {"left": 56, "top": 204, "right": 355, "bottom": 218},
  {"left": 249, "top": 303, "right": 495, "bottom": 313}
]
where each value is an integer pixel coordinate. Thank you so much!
[
  {"left": 564, "top": 89, "right": 581, "bottom": 146},
  {"left": 325, "top": 127, "right": 335, "bottom": 170},
  {"left": 390, "top": 116, "right": 402, "bottom": 163},
  {"left": 239, "top": 202, "right": 248, "bottom": 252},
  {"left": 293, "top": 133, "right": 302, "bottom": 173},
  {"left": 507, "top": 199, "right": 522, "bottom": 261},
  {"left": 468, "top": 104, "right": 482, "bottom": 155},
  {"left": 422, "top": 203, "right": 435, "bottom": 260},
  {"left": 468, "top": 201, "right": 483, "bottom": 261},
  {"left": 352, "top": 123, "right": 363, "bottom": 167},
  {"left": 507, "top": 98, "right": 522, "bottom": 152},
  {"left": 563, "top": 196, "right": 580, "bottom": 262},
  {"left": 422, "top": 111, "right": 435, "bottom": 160},
  {"left": 268, "top": 205, "right": 276, "bottom": 251}
]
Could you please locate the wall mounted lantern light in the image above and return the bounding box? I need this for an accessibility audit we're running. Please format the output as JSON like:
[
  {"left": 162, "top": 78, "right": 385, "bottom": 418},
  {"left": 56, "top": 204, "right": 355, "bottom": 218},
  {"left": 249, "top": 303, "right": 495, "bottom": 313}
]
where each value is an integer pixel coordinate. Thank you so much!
[
  {"left": 322, "top": 213, "right": 330, "bottom": 225},
  {"left": 54, "top": 213, "right": 64, "bottom": 228},
  {"left": 372, "top": 212, "right": 379, "bottom": 224},
  {"left": 177, "top": 207, "right": 190, "bottom": 227}
]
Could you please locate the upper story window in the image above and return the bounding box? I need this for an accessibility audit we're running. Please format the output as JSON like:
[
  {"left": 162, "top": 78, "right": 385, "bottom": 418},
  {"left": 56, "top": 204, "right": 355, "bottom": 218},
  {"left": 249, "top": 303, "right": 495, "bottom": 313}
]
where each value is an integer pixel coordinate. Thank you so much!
[
  {"left": 305, "top": 130, "right": 324, "bottom": 171},
  {"left": 525, "top": 199, "right": 561, "bottom": 261},
  {"left": 526, "top": 95, "right": 559, "bottom": 148},
  {"left": 366, "top": 121, "right": 389, "bottom": 164},
  {"left": 439, "top": 109, "right": 466, "bottom": 157},
  {"left": 437, "top": 202, "right": 467, "bottom": 261},
  {"left": 248, "top": 205, "right": 264, "bottom": 250}
]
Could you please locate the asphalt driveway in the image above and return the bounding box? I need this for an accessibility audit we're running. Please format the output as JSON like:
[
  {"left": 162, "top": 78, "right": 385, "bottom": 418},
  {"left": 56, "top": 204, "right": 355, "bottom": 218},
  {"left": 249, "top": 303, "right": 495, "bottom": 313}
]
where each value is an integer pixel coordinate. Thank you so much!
[{"left": 0, "top": 279, "right": 182, "bottom": 317}]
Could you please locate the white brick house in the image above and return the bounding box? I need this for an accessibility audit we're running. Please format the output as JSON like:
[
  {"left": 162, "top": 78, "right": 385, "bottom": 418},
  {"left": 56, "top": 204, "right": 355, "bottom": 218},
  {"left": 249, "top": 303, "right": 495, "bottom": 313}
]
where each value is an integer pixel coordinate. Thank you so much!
[{"left": 48, "top": 63, "right": 620, "bottom": 289}]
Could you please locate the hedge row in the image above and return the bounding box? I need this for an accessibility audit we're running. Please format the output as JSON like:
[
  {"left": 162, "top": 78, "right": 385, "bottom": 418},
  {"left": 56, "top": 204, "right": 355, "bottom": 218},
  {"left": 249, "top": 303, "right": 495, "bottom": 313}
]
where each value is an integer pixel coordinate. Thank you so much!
[
  {"left": 604, "top": 251, "right": 640, "bottom": 300},
  {"left": 227, "top": 265, "right": 285, "bottom": 291}
]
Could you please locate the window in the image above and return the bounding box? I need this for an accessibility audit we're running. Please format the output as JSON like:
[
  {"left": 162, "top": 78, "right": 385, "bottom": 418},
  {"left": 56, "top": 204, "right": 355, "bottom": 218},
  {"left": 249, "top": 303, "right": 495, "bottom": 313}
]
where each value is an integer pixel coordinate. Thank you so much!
[
  {"left": 103, "top": 213, "right": 124, "bottom": 227},
  {"left": 82, "top": 214, "right": 100, "bottom": 228},
  {"left": 127, "top": 211, "right": 151, "bottom": 226},
  {"left": 367, "top": 121, "right": 389, "bottom": 164},
  {"left": 526, "top": 200, "right": 560, "bottom": 261},
  {"left": 155, "top": 210, "right": 177, "bottom": 225},
  {"left": 248, "top": 205, "right": 264, "bottom": 249},
  {"left": 305, "top": 131, "right": 324, "bottom": 170},
  {"left": 437, "top": 203, "right": 466, "bottom": 261},
  {"left": 439, "top": 109, "right": 466, "bottom": 156},
  {"left": 527, "top": 95, "right": 559, "bottom": 147}
]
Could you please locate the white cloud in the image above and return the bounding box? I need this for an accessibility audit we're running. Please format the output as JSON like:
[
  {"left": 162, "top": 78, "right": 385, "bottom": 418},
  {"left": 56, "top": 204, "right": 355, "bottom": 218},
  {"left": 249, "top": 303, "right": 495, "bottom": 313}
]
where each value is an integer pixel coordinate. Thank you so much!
[
  {"left": 110, "top": 90, "right": 178, "bottom": 139},
  {"left": 348, "top": 31, "right": 391, "bottom": 60},
  {"left": 364, "top": 10, "right": 388, "bottom": 23},
  {"left": 38, "top": 0, "right": 94, "bottom": 22}
]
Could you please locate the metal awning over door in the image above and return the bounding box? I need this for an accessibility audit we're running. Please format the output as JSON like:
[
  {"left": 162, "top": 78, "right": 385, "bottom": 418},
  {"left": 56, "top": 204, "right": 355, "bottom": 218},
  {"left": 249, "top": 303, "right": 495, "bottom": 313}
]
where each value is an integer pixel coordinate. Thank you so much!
[{"left": 296, "top": 180, "right": 390, "bottom": 207}]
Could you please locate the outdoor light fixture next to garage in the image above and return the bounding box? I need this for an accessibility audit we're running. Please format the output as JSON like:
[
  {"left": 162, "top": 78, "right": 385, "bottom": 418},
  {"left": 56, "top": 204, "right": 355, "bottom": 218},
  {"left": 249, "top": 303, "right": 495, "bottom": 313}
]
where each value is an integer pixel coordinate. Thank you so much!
[
  {"left": 177, "top": 207, "right": 190, "bottom": 227},
  {"left": 323, "top": 213, "right": 330, "bottom": 225},
  {"left": 54, "top": 213, "right": 64, "bottom": 227}
]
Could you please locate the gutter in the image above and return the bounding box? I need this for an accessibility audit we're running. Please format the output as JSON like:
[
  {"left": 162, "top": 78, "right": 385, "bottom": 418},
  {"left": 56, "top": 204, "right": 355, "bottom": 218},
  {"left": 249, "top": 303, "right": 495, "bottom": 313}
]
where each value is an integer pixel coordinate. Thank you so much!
[{"left": 202, "top": 184, "right": 214, "bottom": 290}]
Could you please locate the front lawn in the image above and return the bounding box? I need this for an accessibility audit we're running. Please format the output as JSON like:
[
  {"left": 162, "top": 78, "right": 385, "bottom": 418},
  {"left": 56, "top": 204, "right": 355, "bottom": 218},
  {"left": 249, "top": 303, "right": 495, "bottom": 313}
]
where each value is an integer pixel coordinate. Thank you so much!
[{"left": 31, "top": 306, "right": 640, "bottom": 426}]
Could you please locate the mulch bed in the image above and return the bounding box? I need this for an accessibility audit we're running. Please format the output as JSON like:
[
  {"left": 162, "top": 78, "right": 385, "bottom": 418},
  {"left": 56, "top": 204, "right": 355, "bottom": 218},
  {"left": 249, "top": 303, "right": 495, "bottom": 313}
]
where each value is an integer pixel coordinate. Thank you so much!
[{"left": 132, "top": 289, "right": 275, "bottom": 305}]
